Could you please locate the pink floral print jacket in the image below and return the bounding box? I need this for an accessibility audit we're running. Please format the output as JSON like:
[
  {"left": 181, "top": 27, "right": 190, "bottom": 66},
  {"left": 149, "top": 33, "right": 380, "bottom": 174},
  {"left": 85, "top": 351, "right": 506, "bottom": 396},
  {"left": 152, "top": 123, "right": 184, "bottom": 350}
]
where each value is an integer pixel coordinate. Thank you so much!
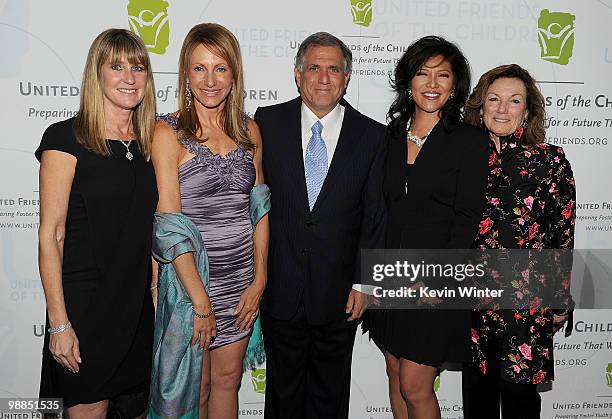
[{"left": 470, "top": 129, "right": 576, "bottom": 384}]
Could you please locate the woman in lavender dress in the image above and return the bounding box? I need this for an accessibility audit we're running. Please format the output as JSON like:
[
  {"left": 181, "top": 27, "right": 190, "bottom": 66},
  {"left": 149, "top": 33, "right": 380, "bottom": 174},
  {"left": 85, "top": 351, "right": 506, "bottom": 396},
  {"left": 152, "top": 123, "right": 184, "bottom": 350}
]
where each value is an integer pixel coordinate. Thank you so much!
[{"left": 150, "top": 23, "right": 269, "bottom": 418}]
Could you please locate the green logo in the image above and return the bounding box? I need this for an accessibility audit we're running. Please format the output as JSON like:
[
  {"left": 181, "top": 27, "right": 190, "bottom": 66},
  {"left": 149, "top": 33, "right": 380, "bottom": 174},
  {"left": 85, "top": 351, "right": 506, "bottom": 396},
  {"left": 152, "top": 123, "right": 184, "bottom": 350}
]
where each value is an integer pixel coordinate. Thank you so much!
[
  {"left": 350, "top": 0, "right": 372, "bottom": 27},
  {"left": 250, "top": 368, "right": 266, "bottom": 394},
  {"left": 433, "top": 375, "right": 440, "bottom": 392},
  {"left": 607, "top": 363, "right": 612, "bottom": 387},
  {"left": 537, "top": 9, "right": 576, "bottom": 65},
  {"left": 127, "top": 0, "right": 170, "bottom": 55}
]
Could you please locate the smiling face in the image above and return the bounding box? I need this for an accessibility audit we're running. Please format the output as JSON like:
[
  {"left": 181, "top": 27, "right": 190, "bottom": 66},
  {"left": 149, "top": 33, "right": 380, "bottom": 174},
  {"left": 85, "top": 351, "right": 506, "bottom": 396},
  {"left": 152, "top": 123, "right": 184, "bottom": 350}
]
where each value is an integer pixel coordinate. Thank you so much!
[
  {"left": 187, "top": 43, "right": 234, "bottom": 110},
  {"left": 295, "top": 45, "right": 350, "bottom": 118},
  {"left": 410, "top": 55, "right": 454, "bottom": 116},
  {"left": 100, "top": 53, "right": 147, "bottom": 112},
  {"left": 482, "top": 77, "right": 528, "bottom": 139}
]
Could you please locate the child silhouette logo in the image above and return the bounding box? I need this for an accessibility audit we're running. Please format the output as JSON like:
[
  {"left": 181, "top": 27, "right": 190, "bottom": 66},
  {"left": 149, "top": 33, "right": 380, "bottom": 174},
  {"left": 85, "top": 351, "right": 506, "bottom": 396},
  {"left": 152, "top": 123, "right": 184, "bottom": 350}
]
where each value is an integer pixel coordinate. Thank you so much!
[
  {"left": 250, "top": 368, "right": 266, "bottom": 394},
  {"left": 350, "top": 0, "right": 372, "bottom": 27},
  {"left": 537, "top": 9, "right": 576, "bottom": 65},
  {"left": 127, "top": 0, "right": 170, "bottom": 55}
]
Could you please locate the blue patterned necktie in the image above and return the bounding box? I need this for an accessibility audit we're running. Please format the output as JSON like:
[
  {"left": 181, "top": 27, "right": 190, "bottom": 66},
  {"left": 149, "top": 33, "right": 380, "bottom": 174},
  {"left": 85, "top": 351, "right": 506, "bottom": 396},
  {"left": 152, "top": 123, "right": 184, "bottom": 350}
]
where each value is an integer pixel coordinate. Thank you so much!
[{"left": 304, "top": 120, "right": 327, "bottom": 210}]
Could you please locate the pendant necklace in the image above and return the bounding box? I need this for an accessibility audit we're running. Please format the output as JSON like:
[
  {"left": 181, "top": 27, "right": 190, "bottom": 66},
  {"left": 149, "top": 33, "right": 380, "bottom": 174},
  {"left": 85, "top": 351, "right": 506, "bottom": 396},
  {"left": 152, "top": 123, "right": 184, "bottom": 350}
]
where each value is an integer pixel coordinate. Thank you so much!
[
  {"left": 121, "top": 140, "right": 134, "bottom": 161},
  {"left": 106, "top": 124, "right": 135, "bottom": 160}
]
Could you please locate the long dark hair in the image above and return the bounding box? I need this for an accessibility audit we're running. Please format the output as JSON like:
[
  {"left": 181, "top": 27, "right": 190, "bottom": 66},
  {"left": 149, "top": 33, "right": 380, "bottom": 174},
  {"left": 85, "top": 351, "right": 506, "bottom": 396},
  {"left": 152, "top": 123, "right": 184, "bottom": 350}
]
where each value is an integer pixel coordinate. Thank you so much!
[{"left": 387, "top": 36, "right": 471, "bottom": 136}]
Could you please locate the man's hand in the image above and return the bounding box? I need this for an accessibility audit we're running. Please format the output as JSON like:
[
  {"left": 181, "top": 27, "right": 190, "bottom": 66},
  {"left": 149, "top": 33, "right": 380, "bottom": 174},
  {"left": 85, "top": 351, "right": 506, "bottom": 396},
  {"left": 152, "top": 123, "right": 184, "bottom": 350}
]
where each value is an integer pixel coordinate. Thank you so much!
[{"left": 346, "top": 289, "right": 370, "bottom": 321}]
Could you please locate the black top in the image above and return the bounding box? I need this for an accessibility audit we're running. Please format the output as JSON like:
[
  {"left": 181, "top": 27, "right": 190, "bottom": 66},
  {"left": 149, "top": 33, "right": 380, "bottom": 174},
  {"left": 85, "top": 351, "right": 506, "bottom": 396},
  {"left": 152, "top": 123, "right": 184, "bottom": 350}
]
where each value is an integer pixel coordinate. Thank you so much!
[
  {"left": 384, "top": 121, "right": 489, "bottom": 250},
  {"left": 36, "top": 118, "right": 158, "bottom": 407}
]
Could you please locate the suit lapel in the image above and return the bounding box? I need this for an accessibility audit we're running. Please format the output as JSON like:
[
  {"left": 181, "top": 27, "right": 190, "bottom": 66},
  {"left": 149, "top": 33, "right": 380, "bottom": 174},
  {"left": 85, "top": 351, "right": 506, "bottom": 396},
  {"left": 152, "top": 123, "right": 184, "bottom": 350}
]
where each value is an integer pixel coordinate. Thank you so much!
[
  {"left": 410, "top": 120, "right": 447, "bottom": 174},
  {"left": 285, "top": 98, "right": 310, "bottom": 213},
  {"left": 311, "top": 100, "right": 360, "bottom": 213}
]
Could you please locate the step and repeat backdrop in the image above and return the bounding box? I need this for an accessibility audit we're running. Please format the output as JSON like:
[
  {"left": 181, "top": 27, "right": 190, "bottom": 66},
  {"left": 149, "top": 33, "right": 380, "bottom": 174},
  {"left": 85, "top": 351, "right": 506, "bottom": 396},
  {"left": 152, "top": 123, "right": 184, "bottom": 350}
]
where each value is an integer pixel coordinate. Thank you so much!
[{"left": 1, "top": 0, "right": 611, "bottom": 417}]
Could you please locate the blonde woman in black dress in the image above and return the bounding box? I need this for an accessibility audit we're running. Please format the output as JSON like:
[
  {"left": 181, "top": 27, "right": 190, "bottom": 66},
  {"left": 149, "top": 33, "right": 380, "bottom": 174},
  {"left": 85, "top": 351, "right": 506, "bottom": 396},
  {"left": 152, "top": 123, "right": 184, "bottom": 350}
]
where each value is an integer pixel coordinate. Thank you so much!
[{"left": 37, "top": 29, "right": 157, "bottom": 418}]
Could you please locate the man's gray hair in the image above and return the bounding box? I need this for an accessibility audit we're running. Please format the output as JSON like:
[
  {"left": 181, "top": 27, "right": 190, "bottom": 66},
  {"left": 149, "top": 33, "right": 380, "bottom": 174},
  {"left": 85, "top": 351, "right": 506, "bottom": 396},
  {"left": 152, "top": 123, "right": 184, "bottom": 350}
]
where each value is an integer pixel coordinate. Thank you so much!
[{"left": 295, "top": 32, "right": 353, "bottom": 73}]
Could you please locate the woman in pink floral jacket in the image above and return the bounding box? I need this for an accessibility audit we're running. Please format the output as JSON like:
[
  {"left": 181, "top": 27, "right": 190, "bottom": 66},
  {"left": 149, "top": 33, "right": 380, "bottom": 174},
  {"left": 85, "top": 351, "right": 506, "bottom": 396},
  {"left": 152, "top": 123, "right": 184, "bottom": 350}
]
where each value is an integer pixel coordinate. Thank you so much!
[{"left": 461, "top": 64, "right": 576, "bottom": 419}]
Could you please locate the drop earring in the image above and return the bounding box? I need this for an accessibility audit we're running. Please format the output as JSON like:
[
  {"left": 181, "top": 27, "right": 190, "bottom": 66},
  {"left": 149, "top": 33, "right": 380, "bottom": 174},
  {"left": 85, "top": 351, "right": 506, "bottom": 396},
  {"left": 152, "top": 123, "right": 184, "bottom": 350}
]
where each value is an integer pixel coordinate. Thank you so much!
[{"left": 185, "top": 80, "right": 192, "bottom": 111}]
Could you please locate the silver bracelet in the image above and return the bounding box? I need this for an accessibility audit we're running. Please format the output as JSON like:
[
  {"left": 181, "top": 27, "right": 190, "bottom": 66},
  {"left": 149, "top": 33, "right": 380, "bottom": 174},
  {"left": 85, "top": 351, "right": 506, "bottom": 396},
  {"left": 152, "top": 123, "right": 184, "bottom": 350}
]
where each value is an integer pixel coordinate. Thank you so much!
[{"left": 48, "top": 321, "right": 72, "bottom": 335}]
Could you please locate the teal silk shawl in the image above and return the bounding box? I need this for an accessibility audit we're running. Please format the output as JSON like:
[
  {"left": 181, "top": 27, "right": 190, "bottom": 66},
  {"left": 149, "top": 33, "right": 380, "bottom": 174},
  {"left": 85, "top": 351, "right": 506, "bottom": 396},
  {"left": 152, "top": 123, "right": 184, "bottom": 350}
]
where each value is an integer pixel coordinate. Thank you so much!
[{"left": 148, "top": 184, "right": 271, "bottom": 419}]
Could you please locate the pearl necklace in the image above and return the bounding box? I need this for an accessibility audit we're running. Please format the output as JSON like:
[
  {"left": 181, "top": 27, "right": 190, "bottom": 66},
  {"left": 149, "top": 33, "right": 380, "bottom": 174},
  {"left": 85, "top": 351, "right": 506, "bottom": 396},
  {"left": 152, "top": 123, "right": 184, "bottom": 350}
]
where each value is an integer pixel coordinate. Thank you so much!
[
  {"left": 406, "top": 118, "right": 435, "bottom": 148},
  {"left": 406, "top": 126, "right": 433, "bottom": 148}
]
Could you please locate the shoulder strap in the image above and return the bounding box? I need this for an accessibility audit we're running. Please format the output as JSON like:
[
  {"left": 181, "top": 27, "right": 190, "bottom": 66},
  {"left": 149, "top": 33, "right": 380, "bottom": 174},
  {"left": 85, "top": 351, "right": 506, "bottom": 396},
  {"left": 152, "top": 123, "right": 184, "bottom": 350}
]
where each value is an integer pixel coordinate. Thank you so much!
[{"left": 157, "top": 113, "right": 179, "bottom": 129}]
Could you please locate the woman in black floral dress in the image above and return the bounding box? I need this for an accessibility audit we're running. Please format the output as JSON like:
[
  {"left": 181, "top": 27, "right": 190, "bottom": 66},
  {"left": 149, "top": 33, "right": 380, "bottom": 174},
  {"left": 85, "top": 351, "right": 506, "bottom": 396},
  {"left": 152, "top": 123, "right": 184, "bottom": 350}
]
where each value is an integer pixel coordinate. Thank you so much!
[{"left": 462, "top": 64, "right": 576, "bottom": 419}]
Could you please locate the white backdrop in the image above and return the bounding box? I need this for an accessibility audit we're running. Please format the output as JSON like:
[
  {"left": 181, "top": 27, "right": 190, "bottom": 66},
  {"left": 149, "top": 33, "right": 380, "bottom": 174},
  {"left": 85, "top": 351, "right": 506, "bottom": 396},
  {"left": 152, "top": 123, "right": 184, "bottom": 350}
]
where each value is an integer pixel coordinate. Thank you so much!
[{"left": 1, "top": 1, "right": 611, "bottom": 418}]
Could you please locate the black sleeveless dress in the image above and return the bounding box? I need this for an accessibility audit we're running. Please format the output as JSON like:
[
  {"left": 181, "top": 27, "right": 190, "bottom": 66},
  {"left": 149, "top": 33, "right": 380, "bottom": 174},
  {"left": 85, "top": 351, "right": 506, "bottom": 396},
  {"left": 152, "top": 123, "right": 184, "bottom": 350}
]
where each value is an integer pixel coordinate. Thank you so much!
[{"left": 36, "top": 118, "right": 157, "bottom": 408}]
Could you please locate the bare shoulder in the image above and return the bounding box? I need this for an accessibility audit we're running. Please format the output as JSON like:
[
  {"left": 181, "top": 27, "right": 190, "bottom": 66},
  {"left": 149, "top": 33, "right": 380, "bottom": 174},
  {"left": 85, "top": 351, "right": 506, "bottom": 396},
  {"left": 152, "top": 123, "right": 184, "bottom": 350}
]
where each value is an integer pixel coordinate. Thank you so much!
[
  {"left": 246, "top": 118, "right": 262, "bottom": 147},
  {"left": 153, "top": 120, "right": 181, "bottom": 153},
  {"left": 155, "top": 117, "right": 177, "bottom": 134}
]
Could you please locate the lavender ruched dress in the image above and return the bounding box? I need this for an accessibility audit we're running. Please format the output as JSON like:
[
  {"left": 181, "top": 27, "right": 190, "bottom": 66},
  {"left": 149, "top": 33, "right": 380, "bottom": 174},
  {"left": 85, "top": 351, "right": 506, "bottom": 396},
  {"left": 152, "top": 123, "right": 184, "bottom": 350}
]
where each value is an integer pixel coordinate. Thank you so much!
[{"left": 160, "top": 114, "right": 256, "bottom": 349}]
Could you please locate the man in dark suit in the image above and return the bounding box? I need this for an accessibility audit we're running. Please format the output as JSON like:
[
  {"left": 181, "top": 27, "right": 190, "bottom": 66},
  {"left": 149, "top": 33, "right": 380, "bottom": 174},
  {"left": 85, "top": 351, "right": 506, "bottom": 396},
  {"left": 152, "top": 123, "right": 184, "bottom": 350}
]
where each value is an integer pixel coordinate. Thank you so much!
[{"left": 254, "top": 32, "right": 386, "bottom": 418}]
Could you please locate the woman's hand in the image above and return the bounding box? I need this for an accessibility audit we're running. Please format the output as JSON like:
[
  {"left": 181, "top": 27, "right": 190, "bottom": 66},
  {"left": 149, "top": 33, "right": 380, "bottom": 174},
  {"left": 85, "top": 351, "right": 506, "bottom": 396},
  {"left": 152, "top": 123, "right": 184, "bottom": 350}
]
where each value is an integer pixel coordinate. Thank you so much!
[
  {"left": 553, "top": 313, "right": 569, "bottom": 334},
  {"left": 192, "top": 303, "right": 217, "bottom": 351},
  {"left": 234, "top": 282, "right": 264, "bottom": 332},
  {"left": 49, "top": 328, "right": 81, "bottom": 373}
]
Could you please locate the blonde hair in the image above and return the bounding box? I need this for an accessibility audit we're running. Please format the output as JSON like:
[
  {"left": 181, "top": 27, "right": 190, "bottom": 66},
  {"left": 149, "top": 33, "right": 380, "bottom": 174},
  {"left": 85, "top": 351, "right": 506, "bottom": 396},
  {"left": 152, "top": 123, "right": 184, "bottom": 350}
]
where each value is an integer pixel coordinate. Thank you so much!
[
  {"left": 73, "top": 28, "right": 155, "bottom": 158},
  {"left": 177, "top": 23, "right": 252, "bottom": 150}
]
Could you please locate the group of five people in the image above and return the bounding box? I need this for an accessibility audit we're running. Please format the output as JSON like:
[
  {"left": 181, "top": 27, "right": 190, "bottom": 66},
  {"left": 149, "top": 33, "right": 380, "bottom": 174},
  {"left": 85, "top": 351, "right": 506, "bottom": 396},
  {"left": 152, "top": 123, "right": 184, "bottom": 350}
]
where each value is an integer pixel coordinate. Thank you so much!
[{"left": 36, "top": 22, "right": 575, "bottom": 419}]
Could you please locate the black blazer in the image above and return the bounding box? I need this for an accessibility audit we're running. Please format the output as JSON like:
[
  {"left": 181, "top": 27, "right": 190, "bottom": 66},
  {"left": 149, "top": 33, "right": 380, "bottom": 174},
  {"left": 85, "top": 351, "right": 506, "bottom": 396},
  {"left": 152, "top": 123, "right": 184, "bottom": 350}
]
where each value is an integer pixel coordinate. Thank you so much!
[
  {"left": 255, "top": 97, "right": 386, "bottom": 325},
  {"left": 384, "top": 121, "right": 490, "bottom": 251}
]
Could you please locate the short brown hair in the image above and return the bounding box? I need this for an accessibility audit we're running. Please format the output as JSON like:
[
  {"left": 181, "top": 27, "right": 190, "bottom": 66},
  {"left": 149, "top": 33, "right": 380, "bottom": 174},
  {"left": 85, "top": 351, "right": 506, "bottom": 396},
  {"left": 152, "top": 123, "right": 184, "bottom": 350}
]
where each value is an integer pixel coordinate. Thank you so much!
[
  {"left": 465, "top": 64, "right": 546, "bottom": 145},
  {"left": 176, "top": 23, "right": 252, "bottom": 149}
]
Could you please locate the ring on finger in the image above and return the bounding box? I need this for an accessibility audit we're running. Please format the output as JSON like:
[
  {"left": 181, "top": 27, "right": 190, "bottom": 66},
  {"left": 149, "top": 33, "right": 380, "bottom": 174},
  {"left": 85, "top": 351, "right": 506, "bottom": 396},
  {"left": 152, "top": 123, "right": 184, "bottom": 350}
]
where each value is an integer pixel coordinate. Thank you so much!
[{"left": 251, "top": 311, "right": 258, "bottom": 319}]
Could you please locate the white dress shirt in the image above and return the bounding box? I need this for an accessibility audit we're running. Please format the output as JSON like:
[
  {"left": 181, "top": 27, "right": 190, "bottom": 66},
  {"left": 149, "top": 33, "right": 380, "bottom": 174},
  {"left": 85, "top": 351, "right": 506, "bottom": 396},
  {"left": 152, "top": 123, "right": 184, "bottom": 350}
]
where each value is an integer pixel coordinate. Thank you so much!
[
  {"left": 301, "top": 102, "right": 344, "bottom": 166},
  {"left": 300, "top": 102, "right": 373, "bottom": 294}
]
